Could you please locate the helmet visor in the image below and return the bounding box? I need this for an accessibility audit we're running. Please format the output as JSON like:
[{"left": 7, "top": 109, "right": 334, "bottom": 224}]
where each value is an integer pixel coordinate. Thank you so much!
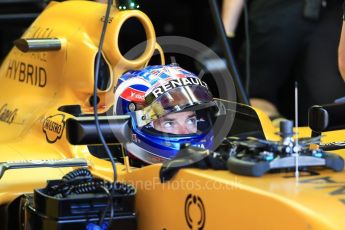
[{"left": 135, "top": 85, "right": 213, "bottom": 127}]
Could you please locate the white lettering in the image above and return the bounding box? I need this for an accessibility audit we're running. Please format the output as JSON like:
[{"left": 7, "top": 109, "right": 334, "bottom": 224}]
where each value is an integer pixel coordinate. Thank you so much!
[
  {"left": 170, "top": 79, "right": 183, "bottom": 88},
  {"left": 182, "top": 78, "right": 192, "bottom": 86},
  {"left": 152, "top": 87, "right": 164, "bottom": 98},
  {"left": 162, "top": 82, "right": 172, "bottom": 91},
  {"left": 131, "top": 92, "right": 144, "bottom": 100},
  {"left": 192, "top": 143, "right": 205, "bottom": 149},
  {"left": 189, "top": 77, "right": 200, "bottom": 85}
]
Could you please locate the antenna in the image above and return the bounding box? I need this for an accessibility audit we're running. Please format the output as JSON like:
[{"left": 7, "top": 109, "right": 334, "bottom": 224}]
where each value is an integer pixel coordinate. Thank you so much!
[{"left": 294, "top": 82, "right": 299, "bottom": 178}]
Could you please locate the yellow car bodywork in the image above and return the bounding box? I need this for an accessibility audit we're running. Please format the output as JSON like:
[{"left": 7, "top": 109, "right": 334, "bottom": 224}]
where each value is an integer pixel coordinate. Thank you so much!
[{"left": 0, "top": 1, "right": 345, "bottom": 229}]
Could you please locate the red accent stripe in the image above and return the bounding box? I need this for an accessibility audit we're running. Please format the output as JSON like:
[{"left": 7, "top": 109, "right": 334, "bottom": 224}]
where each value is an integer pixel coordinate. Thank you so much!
[{"left": 120, "top": 87, "right": 145, "bottom": 102}]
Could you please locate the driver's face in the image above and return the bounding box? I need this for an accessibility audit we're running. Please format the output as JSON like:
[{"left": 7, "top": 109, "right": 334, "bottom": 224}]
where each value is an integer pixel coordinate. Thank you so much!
[{"left": 153, "top": 111, "right": 197, "bottom": 134}]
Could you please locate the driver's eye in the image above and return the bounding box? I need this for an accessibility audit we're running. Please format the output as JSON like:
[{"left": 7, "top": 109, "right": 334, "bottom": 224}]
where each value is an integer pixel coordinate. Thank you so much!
[
  {"left": 186, "top": 116, "right": 197, "bottom": 126},
  {"left": 163, "top": 121, "right": 174, "bottom": 129}
]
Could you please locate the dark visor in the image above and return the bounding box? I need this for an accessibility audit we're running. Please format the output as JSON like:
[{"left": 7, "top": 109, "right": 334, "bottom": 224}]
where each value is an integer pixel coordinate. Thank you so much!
[{"left": 134, "top": 85, "right": 213, "bottom": 127}]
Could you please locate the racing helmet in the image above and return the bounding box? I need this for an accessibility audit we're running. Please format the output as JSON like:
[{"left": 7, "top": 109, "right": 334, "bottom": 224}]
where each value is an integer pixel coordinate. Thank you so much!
[{"left": 114, "top": 64, "right": 220, "bottom": 164}]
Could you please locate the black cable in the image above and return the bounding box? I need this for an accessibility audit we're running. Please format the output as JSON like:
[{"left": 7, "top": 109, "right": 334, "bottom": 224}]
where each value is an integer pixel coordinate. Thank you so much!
[
  {"left": 48, "top": 176, "right": 134, "bottom": 197},
  {"left": 99, "top": 185, "right": 113, "bottom": 227},
  {"left": 208, "top": 0, "right": 249, "bottom": 105},
  {"left": 62, "top": 168, "right": 92, "bottom": 181},
  {"left": 243, "top": 0, "right": 251, "bottom": 95},
  {"left": 93, "top": 0, "right": 117, "bottom": 227}
]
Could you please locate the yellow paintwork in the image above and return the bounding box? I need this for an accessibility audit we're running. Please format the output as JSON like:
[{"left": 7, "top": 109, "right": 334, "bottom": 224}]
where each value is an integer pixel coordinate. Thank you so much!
[
  {"left": 121, "top": 123, "right": 345, "bottom": 230},
  {"left": 0, "top": 1, "right": 345, "bottom": 230},
  {"left": 0, "top": 0, "right": 155, "bottom": 202}
]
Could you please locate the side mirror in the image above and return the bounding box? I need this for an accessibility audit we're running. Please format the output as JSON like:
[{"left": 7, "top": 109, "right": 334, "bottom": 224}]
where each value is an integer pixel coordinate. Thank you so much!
[
  {"left": 308, "top": 102, "right": 345, "bottom": 135},
  {"left": 66, "top": 115, "right": 131, "bottom": 145}
]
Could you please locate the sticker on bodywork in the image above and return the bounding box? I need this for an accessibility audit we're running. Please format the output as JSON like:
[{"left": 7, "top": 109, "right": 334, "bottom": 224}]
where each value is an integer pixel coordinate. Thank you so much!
[
  {"left": 185, "top": 194, "right": 206, "bottom": 230},
  {"left": 43, "top": 114, "right": 65, "bottom": 143}
]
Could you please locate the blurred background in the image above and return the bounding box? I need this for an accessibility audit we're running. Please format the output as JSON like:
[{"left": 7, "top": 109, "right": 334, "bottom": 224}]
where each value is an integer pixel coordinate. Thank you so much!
[
  {"left": 0, "top": 0, "right": 235, "bottom": 101},
  {"left": 1, "top": 0, "right": 344, "bottom": 125},
  {"left": 0, "top": 0, "right": 223, "bottom": 64}
]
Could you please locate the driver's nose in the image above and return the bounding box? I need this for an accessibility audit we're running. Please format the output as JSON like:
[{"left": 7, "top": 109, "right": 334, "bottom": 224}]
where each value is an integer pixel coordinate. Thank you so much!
[{"left": 175, "top": 124, "right": 191, "bottom": 135}]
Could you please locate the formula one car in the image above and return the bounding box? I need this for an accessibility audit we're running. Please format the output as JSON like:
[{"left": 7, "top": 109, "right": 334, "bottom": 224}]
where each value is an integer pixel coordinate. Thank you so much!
[{"left": 1, "top": 1, "right": 345, "bottom": 230}]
